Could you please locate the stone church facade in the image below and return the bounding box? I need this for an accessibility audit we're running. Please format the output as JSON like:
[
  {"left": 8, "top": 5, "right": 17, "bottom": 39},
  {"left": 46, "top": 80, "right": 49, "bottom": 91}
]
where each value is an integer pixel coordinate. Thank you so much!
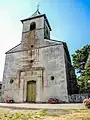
[{"left": 2, "top": 10, "right": 78, "bottom": 103}]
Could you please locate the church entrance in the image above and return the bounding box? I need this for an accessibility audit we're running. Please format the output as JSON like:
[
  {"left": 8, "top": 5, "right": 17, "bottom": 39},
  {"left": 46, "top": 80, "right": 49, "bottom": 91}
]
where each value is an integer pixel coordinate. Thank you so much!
[{"left": 27, "top": 81, "right": 36, "bottom": 102}]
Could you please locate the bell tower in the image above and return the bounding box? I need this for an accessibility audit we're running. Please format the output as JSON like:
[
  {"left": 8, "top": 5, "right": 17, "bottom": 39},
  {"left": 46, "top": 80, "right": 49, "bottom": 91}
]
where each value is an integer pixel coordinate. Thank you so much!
[{"left": 21, "top": 8, "right": 52, "bottom": 49}]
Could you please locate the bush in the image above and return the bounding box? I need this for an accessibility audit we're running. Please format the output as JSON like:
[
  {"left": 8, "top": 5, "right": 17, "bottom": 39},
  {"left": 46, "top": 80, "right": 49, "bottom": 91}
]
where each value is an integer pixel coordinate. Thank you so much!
[
  {"left": 6, "top": 99, "right": 14, "bottom": 103},
  {"left": 83, "top": 98, "right": 90, "bottom": 108},
  {"left": 5, "top": 96, "right": 14, "bottom": 103},
  {"left": 48, "top": 98, "right": 59, "bottom": 104}
]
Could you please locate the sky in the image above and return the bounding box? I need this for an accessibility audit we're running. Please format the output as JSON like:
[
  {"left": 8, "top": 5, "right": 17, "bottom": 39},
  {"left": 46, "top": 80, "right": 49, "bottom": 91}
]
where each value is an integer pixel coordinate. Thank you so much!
[{"left": 0, "top": 0, "right": 90, "bottom": 81}]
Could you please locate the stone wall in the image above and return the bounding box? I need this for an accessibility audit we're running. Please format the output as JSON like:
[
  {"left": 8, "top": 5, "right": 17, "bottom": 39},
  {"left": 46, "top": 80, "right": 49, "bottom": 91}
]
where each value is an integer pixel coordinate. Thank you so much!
[
  {"left": 41, "top": 44, "right": 68, "bottom": 102},
  {"left": 68, "top": 93, "right": 90, "bottom": 103},
  {"left": 2, "top": 52, "right": 23, "bottom": 102},
  {"left": 2, "top": 43, "right": 69, "bottom": 102}
]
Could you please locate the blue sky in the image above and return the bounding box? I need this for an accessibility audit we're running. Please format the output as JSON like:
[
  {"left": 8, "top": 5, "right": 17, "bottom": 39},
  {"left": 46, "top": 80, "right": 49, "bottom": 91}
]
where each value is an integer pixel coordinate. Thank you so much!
[{"left": 0, "top": 0, "right": 90, "bottom": 80}]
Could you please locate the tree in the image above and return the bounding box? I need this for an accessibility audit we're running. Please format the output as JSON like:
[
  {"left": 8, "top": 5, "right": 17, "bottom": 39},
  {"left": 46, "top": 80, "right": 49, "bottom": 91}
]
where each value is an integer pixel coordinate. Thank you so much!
[{"left": 72, "top": 44, "right": 90, "bottom": 93}]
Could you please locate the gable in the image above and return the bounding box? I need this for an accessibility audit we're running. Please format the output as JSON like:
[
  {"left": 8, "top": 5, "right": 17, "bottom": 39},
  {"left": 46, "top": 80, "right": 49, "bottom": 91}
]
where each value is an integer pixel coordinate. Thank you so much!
[
  {"left": 6, "top": 43, "right": 22, "bottom": 54},
  {"left": 5, "top": 39, "right": 69, "bottom": 57}
]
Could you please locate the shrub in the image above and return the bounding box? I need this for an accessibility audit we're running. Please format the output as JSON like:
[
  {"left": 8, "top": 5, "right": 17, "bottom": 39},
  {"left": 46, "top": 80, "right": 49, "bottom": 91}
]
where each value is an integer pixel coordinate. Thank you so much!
[
  {"left": 83, "top": 98, "right": 90, "bottom": 108},
  {"left": 6, "top": 99, "right": 14, "bottom": 103},
  {"left": 48, "top": 98, "right": 59, "bottom": 104},
  {"left": 5, "top": 96, "right": 14, "bottom": 103}
]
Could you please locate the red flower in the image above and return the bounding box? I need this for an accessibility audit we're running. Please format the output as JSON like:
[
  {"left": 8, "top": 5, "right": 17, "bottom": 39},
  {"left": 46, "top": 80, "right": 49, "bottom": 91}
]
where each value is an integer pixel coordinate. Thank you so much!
[{"left": 48, "top": 98, "right": 59, "bottom": 104}]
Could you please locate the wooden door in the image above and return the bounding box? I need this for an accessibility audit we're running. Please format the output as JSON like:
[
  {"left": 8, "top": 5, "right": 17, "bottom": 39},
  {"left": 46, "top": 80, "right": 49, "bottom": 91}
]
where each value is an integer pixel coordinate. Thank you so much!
[{"left": 27, "top": 81, "right": 36, "bottom": 102}]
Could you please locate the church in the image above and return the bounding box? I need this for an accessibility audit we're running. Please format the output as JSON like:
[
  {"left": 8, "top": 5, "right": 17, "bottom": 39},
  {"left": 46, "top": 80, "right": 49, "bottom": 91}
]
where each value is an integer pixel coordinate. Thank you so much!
[{"left": 2, "top": 9, "right": 78, "bottom": 103}]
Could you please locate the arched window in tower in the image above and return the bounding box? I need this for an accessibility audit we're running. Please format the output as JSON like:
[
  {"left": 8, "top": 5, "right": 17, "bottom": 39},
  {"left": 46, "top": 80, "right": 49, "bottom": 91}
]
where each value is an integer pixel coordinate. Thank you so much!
[{"left": 30, "top": 22, "right": 36, "bottom": 31}]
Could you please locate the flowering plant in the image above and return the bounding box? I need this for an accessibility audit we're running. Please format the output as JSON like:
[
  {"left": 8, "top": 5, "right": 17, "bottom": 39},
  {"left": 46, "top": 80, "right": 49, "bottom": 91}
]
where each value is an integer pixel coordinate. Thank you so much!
[
  {"left": 48, "top": 98, "right": 59, "bottom": 104},
  {"left": 83, "top": 98, "right": 90, "bottom": 108},
  {"left": 5, "top": 96, "right": 14, "bottom": 103}
]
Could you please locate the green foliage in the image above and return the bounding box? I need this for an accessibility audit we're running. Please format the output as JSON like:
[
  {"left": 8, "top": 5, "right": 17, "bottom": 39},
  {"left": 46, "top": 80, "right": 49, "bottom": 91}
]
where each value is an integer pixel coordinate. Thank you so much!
[
  {"left": 72, "top": 44, "right": 90, "bottom": 73},
  {"left": 72, "top": 44, "right": 90, "bottom": 93}
]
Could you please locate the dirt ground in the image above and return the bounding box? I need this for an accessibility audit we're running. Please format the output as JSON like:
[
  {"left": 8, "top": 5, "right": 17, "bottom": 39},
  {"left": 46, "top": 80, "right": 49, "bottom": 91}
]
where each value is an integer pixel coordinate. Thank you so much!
[{"left": 0, "top": 107, "right": 90, "bottom": 120}]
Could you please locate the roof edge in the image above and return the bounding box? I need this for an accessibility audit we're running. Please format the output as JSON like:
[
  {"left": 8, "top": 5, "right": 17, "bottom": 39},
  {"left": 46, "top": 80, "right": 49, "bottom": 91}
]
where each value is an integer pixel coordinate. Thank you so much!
[
  {"left": 21, "top": 14, "right": 52, "bottom": 31},
  {"left": 5, "top": 43, "right": 62, "bottom": 54},
  {"left": 5, "top": 43, "right": 21, "bottom": 54}
]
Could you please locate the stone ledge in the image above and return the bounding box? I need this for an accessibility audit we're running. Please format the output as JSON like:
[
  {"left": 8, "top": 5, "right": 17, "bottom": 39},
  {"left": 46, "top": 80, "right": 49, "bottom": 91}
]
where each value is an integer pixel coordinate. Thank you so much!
[{"left": 0, "top": 103, "right": 85, "bottom": 110}]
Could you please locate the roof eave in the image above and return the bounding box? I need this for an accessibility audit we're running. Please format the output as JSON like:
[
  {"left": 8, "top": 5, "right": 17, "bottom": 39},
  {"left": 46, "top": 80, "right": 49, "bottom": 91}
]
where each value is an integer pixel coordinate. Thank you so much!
[
  {"left": 20, "top": 14, "right": 52, "bottom": 31},
  {"left": 20, "top": 14, "right": 44, "bottom": 22}
]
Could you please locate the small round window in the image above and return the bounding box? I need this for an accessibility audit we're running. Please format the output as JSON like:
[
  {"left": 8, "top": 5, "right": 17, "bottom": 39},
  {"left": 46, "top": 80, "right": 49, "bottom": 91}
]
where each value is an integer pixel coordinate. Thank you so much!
[
  {"left": 10, "top": 79, "right": 14, "bottom": 84},
  {"left": 30, "top": 60, "right": 34, "bottom": 63},
  {"left": 51, "top": 76, "right": 54, "bottom": 80}
]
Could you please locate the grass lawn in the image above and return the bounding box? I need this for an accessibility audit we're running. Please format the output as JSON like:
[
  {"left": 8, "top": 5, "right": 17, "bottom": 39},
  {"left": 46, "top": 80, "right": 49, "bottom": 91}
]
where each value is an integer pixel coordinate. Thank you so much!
[{"left": 0, "top": 107, "right": 90, "bottom": 120}]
